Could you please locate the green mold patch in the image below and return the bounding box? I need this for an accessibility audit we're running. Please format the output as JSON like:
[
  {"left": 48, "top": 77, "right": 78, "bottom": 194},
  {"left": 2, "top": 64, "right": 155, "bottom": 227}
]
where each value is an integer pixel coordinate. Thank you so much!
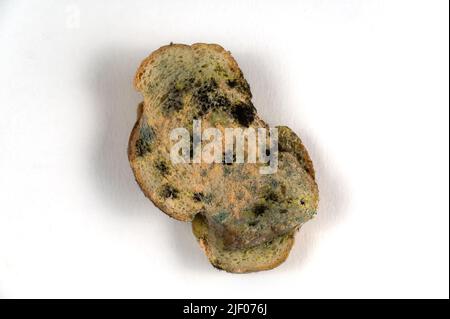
[
  {"left": 213, "top": 211, "right": 230, "bottom": 223},
  {"left": 136, "top": 121, "right": 155, "bottom": 156}
]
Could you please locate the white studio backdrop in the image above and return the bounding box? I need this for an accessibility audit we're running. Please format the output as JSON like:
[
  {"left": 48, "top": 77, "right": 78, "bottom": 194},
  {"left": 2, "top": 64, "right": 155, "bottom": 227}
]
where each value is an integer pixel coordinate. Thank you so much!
[{"left": 0, "top": 0, "right": 448, "bottom": 298}]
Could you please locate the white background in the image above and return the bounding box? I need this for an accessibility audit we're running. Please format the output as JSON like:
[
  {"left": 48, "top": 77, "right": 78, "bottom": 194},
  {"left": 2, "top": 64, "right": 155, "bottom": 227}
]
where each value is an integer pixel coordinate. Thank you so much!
[{"left": 0, "top": 0, "right": 448, "bottom": 299}]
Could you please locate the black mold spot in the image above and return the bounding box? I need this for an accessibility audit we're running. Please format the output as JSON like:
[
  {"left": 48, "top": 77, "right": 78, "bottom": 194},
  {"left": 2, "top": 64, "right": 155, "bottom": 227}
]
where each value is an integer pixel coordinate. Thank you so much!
[
  {"left": 193, "top": 78, "right": 254, "bottom": 124},
  {"left": 136, "top": 122, "right": 155, "bottom": 156},
  {"left": 264, "top": 191, "right": 279, "bottom": 202},
  {"left": 194, "top": 78, "right": 231, "bottom": 116},
  {"left": 278, "top": 145, "right": 286, "bottom": 152},
  {"left": 214, "top": 65, "right": 227, "bottom": 76},
  {"left": 194, "top": 79, "right": 217, "bottom": 115},
  {"left": 193, "top": 192, "right": 213, "bottom": 203},
  {"left": 163, "top": 86, "right": 184, "bottom": 112},
  {"left": 212, "top": 95, "right": 231, "bottom": 108},
  {"left": 253, "top": 203, "right": 268, "bottom": 216},
  {"left": 161, "top": 78, "right": 197, "bottom": 113},
  {"left": 161, "top": 185, "right": 179, "bottom": 199},
  {"left": 300, "top": 199, "right": 306, "bottom": 206},
  {"left": 155, "top": 160, "right": 169, "bottom": 176},
  {"left": 230, "top": 101, "right": 256, "bottom": 127},
  {"left": 193, "top": 192, "right": 204, "bottom": 202},
  {"left": 226, "top": 79, "right": 238, "bottom": 88},
  {"left": 227, "top": 74, "right": 252, "bottom": 96},
  {"left": 239, "top": 80, "right": 251, "bottom": 96}
]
